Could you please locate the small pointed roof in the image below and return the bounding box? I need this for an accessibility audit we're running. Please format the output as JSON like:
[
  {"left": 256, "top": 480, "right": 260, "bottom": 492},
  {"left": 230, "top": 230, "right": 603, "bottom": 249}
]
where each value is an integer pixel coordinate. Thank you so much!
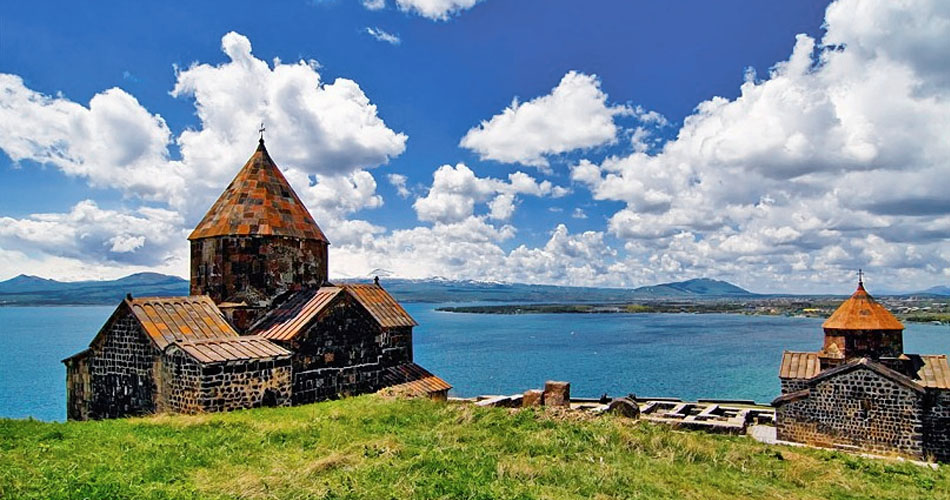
[
  {"left": 189, "top": 139, "right": 328, "bottom": 242},
  {"left": 822, "top": 280, "right": 904, "bottom": 331}
]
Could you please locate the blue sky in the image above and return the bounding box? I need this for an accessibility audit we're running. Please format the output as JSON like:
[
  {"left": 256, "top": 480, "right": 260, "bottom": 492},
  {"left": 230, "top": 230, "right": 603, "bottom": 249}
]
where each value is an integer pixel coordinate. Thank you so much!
[{"left": 2, "top": 0, "right": 948, "bottom": 293}]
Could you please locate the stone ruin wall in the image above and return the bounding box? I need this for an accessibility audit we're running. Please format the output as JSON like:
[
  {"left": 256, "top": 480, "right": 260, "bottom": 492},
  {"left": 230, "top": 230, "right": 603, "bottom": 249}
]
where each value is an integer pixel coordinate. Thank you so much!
[
  {"left": 923, "top": 390, "right": 950, "bottom": 462},
  {"left": 776, "top": 367, "right": 925, "bottom": 459},
  {"left": 190, "top": 236, "right": 328, "bottom": 306},
  {"left": 76, "top": 312, "right": 159, "bottom": 420},
  {"left": 283, "top": 295, "right": 390, "bottom": 405}
]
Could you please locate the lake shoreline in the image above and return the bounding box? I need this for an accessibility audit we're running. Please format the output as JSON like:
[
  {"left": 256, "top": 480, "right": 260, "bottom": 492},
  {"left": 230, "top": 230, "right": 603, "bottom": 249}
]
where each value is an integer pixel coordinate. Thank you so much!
[{"left": 436, "top": 302, "right": 950, "bottom": 325}]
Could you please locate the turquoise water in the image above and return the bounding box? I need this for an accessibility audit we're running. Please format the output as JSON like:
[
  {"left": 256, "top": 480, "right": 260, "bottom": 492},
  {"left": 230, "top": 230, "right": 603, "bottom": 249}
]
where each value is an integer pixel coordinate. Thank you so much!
[{"left": 1, "top": 304, "right": 948, "bottom": 421}]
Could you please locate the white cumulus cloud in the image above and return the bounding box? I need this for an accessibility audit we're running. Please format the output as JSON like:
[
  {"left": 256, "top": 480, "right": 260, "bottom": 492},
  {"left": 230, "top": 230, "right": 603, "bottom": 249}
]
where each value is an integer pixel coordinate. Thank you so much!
[
  {"left": 364, "top": 0, "right": 482, "bottom": 20},
  {"left": 460, "top": 71, "right": 630, "bottom": 168},
  {"left": 570, "top": 0, "right": 950, "bottom": 291},
  {"left": 412, "top": 163, "right": 568, "bottom": 223}
]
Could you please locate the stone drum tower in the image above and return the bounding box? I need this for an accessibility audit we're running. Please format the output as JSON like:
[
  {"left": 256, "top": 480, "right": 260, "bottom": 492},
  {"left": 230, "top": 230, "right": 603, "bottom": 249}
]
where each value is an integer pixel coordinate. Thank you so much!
[{"left": 188, "top": 137, "right": 329, "bottom": 329}]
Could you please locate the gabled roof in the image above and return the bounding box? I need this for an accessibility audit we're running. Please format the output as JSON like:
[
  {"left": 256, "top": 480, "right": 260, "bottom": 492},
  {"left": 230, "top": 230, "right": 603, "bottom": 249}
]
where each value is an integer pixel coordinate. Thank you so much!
[
  {"left": 808, "top": 357, "right": 926, "bottom": 394},
  {"left": 822, "top": 281, "right": 904, "bottom": 330},
  {"left": 188, "top": 139, "right": 328, "bottom": 242},
  {"left": 772, "top": 388, "right": 810, "bottom": 406},
  {"left": 779, "top": 351, "right": 820, "bottom": 379},
  {"left": 251, "top": 283, "right": 416, "bottom": 341},
  {"left": 379, "top": 363, "right": 452, "bottom": 397},
  {"left": 171, "top": 336, "right": 291, "bottom": 364},
  {"left": 344, "top": 284, "right": 417, "bottom": 328},
  {"left": 126, "top": 295, "right": 238, "bottom": 350},
  {"left": 253, "top": 286, "right": 343, "bottom": 341}
]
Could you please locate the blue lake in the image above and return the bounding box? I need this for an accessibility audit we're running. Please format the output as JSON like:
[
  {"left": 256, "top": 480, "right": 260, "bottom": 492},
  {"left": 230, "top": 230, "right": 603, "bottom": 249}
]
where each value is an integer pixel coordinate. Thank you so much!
[{"left": 1, "top": 304, "right": 948, "bottom": 421}]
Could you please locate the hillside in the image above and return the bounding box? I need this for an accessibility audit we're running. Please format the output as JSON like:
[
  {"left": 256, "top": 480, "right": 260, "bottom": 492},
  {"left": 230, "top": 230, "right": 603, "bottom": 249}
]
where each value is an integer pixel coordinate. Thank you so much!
[
  {"left": 343, "top": 277, "right": 756, "bottom": 303},
  {"left": 0, "top": 274, "right": 756, "bottom": 306},
  {"left": 1, "top": 396, "right": 946, "bottom": 500},
  {"left": 0, "top": 273, "right": 188, "bottom": 305},
  {"left": 630, "top": 277, "right": 753, "bottom": 297}
]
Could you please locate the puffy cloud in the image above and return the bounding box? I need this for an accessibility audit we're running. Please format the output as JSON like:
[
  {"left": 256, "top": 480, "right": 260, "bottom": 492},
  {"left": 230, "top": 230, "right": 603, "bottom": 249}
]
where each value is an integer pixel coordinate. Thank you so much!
[
  {"left": 460, "top": 71, "right": 630, "bottom": 168},
  {"left": 331, "top": 219, "right": 618, "bottom": 287},
  {"left": 0, "top": 75, "right": 181, "bottom": 204},
  {"left": 172, "top": 32, "right": 406, "bottom": 188},
  {"left": 412, "top": 163, "right": 567, "bottom": 223},
  {"left": 570, "top": 0, "right": 950, "bottom": 291},
  {"left": 365, "top": 27, "right": 401, "bottom": 45},
  {"left": 364, "top": 0, "right": 482, "bottom": 20},
  {"left": 1, "top": 32, "right": 406, "bottom": 221},
  {"left": 0, "top": 32, "right": 404, "bottom": 279},
  {"left": 0, "top": 200, "right": 186, "bottom": 268}
]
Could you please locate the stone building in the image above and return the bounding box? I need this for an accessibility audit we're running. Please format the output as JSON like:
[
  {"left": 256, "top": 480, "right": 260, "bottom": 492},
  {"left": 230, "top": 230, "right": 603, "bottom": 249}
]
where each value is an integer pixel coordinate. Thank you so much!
[
  {"left": 64, "top": 138, "right": 449, "bottom": 420},
  {"left": 773, "top": 278, "right": 950, "bottom": 461}
]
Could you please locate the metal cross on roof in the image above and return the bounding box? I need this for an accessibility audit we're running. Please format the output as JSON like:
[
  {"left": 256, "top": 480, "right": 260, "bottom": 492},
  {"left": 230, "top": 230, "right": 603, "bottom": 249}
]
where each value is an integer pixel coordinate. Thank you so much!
[
  {"left": 857, "top": 268, "right": 864, "bottom": 285},
  {"left": 259, "top": 122, "right": 266, "bottom": 141}
]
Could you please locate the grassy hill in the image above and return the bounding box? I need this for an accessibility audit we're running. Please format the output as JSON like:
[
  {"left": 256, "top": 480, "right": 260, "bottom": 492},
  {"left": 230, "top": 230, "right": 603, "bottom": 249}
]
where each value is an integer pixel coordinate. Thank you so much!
[{"left": 1, "top": 396, "right": 946, "bottom": 499}]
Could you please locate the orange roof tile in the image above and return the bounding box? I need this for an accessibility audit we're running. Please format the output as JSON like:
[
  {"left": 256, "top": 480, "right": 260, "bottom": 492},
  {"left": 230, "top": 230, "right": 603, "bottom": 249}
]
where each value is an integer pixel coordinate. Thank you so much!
[
  {"left": 252, "top": 287, "right": 343, "bottom": 341},
  {"left": 188, "top": 140, "right": 328, "bottom": 242},
  {"left": 822, "top": 281, "right": 904, "bottom": 330},
  {"left": 779, "top": 351, "right": 821, "bottom": 379},
  {"left": 380, "top": 363, "right": 452, "bottom": 396},
  {"left": 344, "top": 284, "right": 418, "bottom": 328},
  {"left": 127, "top": 295, "right": 237, "bottom": 349},
  {"left": 173, "top": 336, "right": 291, "bottom": 364},
  {"left": 914, "top": 354, "right": 950, "bottom": 389}
]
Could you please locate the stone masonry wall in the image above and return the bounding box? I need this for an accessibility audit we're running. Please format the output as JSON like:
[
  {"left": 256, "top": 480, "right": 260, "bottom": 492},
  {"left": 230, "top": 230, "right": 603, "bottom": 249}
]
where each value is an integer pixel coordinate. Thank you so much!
[
  {"left": 380, "top": 326, "right": 413, "bottom": 366},
  {"left": 156, "top": 348, "right": 202, "bottom": 413},
  {"left": 197, "top": 359, "right": 292, "bottom": 412},
  {"left": 65, "top": 353, "right": 92, "bottom": 421},
  {"left": 286, "top": 295, "right": 387, "bottom": 405},
  {"left": 923, "top": 390, "right": 950, "bottom": 462},
  {"left": 780, "top": 379, "right": 809, "bottom": 394},
  {"left": 84, "top": 311, "right": 159, "bottom": 419},
  {"left": 190, "top": 235, "right": 328, "bottom": 306},
  {"left": 776, "top": 367, "right": 925, "bottom": 458}
]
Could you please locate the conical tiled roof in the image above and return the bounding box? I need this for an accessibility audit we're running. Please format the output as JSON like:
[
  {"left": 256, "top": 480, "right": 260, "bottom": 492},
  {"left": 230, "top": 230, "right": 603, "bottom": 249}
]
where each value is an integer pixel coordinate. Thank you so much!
[
  {"left": 189, "top": 139, "right": 328, "bottom": 242},
  {"left": 822, "top": 281, "right": 904, "bottom": 330}
]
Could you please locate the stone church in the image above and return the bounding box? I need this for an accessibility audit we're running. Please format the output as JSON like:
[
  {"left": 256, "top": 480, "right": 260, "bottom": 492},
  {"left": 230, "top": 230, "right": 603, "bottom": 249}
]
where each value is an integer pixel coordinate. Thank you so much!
[
  {"left": 774, "top": 278, "right": 950, "bottom": 461},
  {"left": 63, "top": 138, "right": 450, "bottom": 420}
]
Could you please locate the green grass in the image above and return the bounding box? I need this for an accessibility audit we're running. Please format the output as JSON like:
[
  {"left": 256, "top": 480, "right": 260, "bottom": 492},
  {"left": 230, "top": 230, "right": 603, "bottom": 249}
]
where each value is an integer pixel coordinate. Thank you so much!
[{"left": 1, "top": 396, "right": 947, "bottom": 499}]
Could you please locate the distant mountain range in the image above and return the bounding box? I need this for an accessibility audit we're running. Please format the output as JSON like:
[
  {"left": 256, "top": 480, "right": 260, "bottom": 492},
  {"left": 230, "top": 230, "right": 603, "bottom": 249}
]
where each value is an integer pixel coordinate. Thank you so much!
[
  {"left": 0, "top": 273, "right": 188, "bottom": 305},
  {"left": 1, "top": 271, "right": 945, "bottom": 306}
]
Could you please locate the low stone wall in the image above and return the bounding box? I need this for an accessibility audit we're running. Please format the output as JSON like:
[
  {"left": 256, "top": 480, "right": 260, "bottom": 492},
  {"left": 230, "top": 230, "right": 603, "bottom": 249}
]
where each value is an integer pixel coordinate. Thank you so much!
[{"left": 776, "top": 367, "right": 926, "bottom": 459}]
